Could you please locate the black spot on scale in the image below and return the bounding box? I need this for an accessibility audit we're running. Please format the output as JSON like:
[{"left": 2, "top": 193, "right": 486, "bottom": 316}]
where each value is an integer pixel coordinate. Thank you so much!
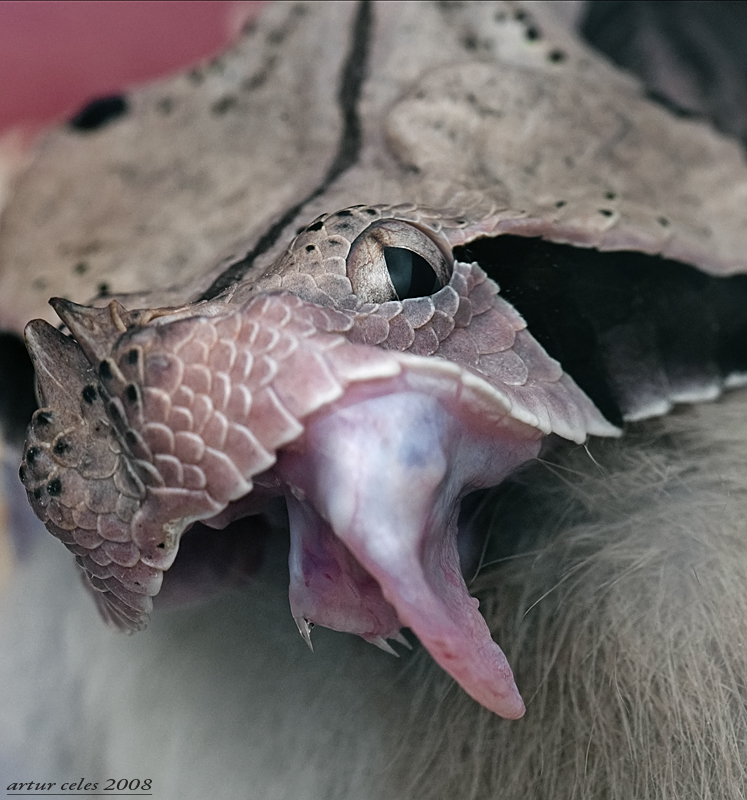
[
  {"left": 305, "top": 245, "right": 316, "bottom": 253},
  {"left": 82, "top": 385, "right": 97, "bottom": 404},
  {"left": 107, "top": 401, "right": 125, "bottom": 428},
  {"left": 69, "top": 95, "right": 128, "bottom": 132},
  {"left": 157, "top": 97, "right": 174, "bottom": 115},
  {"left": 127, "top": 349, "right": 140, "bottom": 366},
  {"left": 35, "top": 411, "right": 53, "bottom": 425},
  {"left": 462, "top": 33, "right": 479, "bottom": 51},
  {"left": 211, "top": 96, "right": 237, "bottom": 116},
  {"left": 125, "top": 384, "right": 139, "bottom": 404},
  {"left": 267, "top": 27, "right": 287, "bottom": 46},
  {"left": 548, "top": 49, "right": 567, "bottom": 64},
  {"left": 25, "top": 447, "right": 40, "bottom": 465},
  {"left": 125, "top": 430, "right": 144, "bottom": 453},
  {"left": 306, "top": 219, "right": 324, "bottom": 233},
  {"left": 242, "top": 64, "right": 272, "bottom": 92},
  {"left": 47, "top": 478, "right": 62, "bottom": 497},
  {"left": 99, "top": 361, "right": 113, "bottom": 381}
]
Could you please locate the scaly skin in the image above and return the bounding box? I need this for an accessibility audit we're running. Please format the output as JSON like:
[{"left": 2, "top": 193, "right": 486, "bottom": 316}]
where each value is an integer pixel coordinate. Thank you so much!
[{"left": 19, "top": 207, "right": 616, "bottom": 718}]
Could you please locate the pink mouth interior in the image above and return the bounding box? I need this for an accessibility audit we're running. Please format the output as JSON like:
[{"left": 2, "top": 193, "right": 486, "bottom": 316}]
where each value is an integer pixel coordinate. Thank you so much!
[{"left": 229, "top": 388, "right": 541, "bottom": 719}]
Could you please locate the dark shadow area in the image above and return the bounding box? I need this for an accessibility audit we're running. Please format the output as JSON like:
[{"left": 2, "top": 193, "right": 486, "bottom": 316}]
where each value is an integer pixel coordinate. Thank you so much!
[
  {"left": 582, "top": 0, "right": 747, "bottom": 146},
  {"left": 0, "top": 331, "right": 37, "bottom": 447},
  {"left": 455, "top": 237, "right": 747, "bottom": 425}
]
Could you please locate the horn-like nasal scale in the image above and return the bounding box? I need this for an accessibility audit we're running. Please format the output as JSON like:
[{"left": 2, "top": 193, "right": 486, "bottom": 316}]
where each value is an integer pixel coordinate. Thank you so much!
[
  {"left": 277, "top": 391, "right": 540, "bottom": 719},
  {"left": 24, "top": 318, "right": 95, "bottom": 408},
  {"left": 49, "top": 297, "right": 130, "bottom": 366}
]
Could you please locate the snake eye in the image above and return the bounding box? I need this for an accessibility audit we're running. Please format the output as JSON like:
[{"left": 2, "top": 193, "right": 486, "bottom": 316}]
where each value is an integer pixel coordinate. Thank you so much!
[
  {"left": 384, "top": 247, "right": 442, "bottom": 300},
  {"left": 346, "top": 220, "right": 452, "bottom": 304}
]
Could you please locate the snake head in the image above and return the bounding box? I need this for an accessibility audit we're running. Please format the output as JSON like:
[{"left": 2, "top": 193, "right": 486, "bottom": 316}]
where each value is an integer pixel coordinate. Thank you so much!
[{"left": 19, "top": 208, "right": 617, "bottom": 719}]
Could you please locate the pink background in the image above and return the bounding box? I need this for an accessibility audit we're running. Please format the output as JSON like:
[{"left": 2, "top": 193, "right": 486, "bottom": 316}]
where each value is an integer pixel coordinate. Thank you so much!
[{"left": 0, "top": 1, "right": 263, "bottom": 135}]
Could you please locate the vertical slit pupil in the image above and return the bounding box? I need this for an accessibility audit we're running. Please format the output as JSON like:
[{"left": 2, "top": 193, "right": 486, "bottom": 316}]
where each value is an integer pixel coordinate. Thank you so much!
[{"left": 383, "top": 247, "right": 441, "bottom": 300}]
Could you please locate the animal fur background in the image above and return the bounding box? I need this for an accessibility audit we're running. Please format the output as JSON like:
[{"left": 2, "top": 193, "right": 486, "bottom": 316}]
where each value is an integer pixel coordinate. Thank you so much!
[{"left": 2, "top": 2, "right": 747, "bottom": 799}]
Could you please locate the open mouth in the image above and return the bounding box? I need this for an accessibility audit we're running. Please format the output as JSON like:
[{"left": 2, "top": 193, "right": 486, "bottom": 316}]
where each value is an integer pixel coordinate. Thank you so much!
[
  {"left": 17, "top": 230, "right": 615, "bottom": 720},
  {"left": 19, "top": 200, "right": 747, "bottom": 721}
]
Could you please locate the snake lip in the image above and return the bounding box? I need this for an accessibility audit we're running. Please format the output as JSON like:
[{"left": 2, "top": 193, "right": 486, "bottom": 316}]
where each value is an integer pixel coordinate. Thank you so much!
[{"left": 20, "top": 258, "right": 615, "bottom": 717}]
